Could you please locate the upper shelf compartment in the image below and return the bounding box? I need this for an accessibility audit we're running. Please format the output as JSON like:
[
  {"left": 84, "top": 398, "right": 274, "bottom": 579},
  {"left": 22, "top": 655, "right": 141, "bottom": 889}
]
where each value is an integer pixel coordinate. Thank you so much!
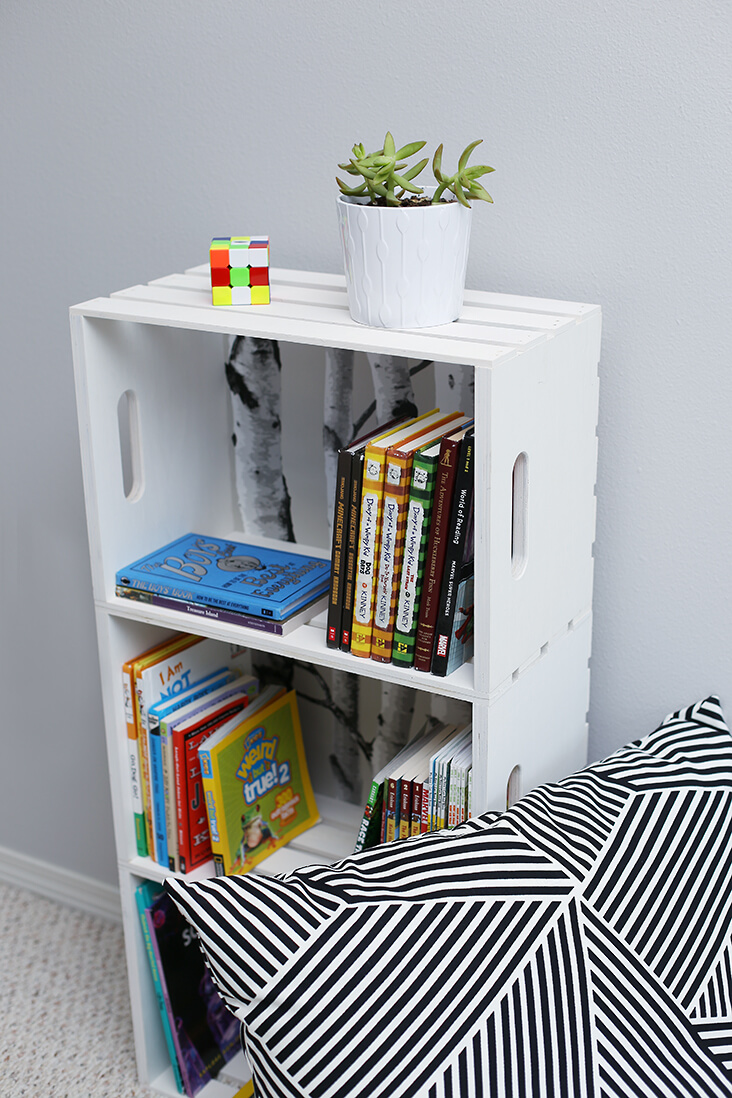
[{"left": 71, "top": 267, "right": 601, "bottom": 699}]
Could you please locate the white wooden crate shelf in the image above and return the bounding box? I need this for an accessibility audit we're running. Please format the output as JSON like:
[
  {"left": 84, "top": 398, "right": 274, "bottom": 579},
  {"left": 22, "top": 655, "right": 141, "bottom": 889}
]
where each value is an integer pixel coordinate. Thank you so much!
[{"left": 71, "top": 266, "right": 600, "bottom": 1098}]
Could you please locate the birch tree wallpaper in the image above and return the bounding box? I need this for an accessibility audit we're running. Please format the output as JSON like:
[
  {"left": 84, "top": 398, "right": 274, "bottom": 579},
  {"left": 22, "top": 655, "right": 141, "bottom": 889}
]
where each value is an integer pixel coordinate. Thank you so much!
[{"left": 225, "top": 336, "right": 473, "bottom": 803}]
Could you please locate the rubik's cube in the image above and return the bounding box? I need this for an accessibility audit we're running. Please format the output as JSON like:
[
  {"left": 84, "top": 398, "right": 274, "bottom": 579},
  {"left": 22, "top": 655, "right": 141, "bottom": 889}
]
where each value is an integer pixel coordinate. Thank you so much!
[{"left": 210, "top": 236, "right": 270, "bottom": 306}]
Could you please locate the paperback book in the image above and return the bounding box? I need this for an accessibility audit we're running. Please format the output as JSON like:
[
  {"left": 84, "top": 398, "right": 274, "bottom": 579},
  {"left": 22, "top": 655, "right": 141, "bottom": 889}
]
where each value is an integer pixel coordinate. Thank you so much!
[
  {"left": 198, "top": 688, "right": 320, "bottom": 876},
  {"left": 117, "top": 534, "right": 330, "bottom": 621},
  {"left": 116, "top": 584, "right": 327, "bottom": 635},
  {"left": 142, "top": 886, "right": 240, "bottom": 1096}
]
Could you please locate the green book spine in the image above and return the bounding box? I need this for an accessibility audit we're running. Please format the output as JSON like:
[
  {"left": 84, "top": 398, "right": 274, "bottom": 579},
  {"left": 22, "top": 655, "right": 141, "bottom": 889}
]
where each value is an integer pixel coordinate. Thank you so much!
[{"left": 391, "top": 449, "right": 440, "bottom": 667}]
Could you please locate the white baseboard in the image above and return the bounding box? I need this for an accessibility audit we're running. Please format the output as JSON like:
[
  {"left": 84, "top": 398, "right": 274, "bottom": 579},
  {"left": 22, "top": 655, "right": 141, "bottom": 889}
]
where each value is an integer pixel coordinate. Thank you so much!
[{"left": 0, "top": 844, "right": 121, "bottom": 923}]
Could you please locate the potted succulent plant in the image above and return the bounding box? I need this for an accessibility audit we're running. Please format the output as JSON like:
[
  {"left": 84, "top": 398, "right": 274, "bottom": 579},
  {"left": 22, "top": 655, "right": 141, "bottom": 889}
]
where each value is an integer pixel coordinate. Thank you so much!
[{"left": 336, "top": 132, "right": 494, "bottom": 329}]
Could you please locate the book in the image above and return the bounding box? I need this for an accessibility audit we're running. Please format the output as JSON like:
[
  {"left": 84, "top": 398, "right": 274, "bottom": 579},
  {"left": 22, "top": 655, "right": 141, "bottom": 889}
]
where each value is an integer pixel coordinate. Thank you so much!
[
  {"left": 144, "top": 889, "right": 240, "bottom": 1096},
  {"left": 117, "top": 534, "right": 330, "bottom": 621},
  {"left": 198, "top": 688, "right": 319, "bottom": 876},
  {"left": 135, "top": 637, "right": 248, "bottom": 863},
  {"left": 429, "top": 725, "right": 472, "bottom": 831},
  {"left": 123, "top": 636, "right": 184, "bottom": 857},
  {"left": 131, "top": 634, "right": 204, "bottom": 860},
  {"left": 339, "top": 448, "right": 364, "bottom": 652},
  {"left": 135, "top": 880, "right": 185, "bottom": 1094},
  {"left": 350, "top": 411, "right": 454, "bottom": 659},
  {"left": 431, "top": 431, "right": 475, "bottom": 676},
  {"left": 148, "top": 667, "right": 236, "bottom": 870},
  {"left": 391, "top": 422, "right": 472, "bottom": 670},
  {"left": 116, "top": 584, "right": 328, "bottom": 635},
  {"left": 413, "top": 423, "right": 475, "bottom": 673},
  {"left": 370, "top": 413, "right": 466, "bottom": 664},
  {"left": 443, "top": 571, "right": 475, "bottom": 677},
  {"left": 169, "top": 676, "right": 261, "bottom": 874},
  {"left": 326, "top": 417, "right": 406, "bottom": 650}
]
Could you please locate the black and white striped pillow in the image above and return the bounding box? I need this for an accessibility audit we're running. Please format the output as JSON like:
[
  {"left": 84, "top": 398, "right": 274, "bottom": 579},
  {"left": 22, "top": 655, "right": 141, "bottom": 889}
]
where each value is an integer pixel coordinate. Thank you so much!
[{"left": 166, "top": 696, "right": 732, "bottom": 1098}]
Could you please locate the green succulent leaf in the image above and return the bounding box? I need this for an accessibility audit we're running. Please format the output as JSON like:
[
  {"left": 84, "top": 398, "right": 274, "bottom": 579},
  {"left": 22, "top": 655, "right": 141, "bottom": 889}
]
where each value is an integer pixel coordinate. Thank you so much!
[
  {"left": 458, "top": 139, "right": 483, "bottom": 171},
  {"left": 452, "top": 179, "right": 471, "bottom": 208},
  {"left": 383, "top": 131, "right": 396, "bottom": 158},
  {"left": 464, "top": 164, "right": 495, "bottom": 180},
  {"left": 468, "top": 181, "right": 493, "bottom": 203},
  {"left": 402, "top": 157, "right": 429, "bottom": 182},
  {"left": 392, "top": 171, "right": 423, "bottom": 194},
  {"left": 433, "top": 143, "right": 444, "bottom": 179},
  {"left": 395, "top": 140, "right": 427, "bottom": 159},
  {"left": 336, "top": 177, "right": 368, "bottom": 196}
]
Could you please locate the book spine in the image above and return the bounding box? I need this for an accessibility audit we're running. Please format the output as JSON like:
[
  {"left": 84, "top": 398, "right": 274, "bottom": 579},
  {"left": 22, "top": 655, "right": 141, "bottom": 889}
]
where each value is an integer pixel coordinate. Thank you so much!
[
  {"left": 353, "top": 777, "right": 381, "bottom": 854},
  {"left": 413, "top": 437, "right": 463, "bottom": 672},
  {"left": 410, "top": 781, "right": 423, "bottom": 838},
  {"left": 123, "top": 660, "right": 147, "bottom": 857},
  {"left": 160, "top": 720, "right": 179, "bottom": 873},
  {"left": 145, "top": 907, "right": 191, "bottom": 1095},
  {"left": 173, "top": 728, "right": 190, "bottom": 875},
  {"left": 198, "top": 742, "right": 226, "bottom": 873},
  {"left": 148, "top": 715, "right": 169, "bottom": 869},
  {"left": 420, "top": 781, "right": 430, "bottom": 834},
  {"left": 136, "top": 888, "right": 185, "bottom": 1094},
  {"left": 384, "top": 777, "right": 398, "bottom": 842},
  {"left": 431, "top": 434, "right": 475, "bottom": 676},
  {"left": 340, "top": 450, "right": 365, "bottom": 651},
  {"left": 116, "top": 587, "right": 290, "bottom": 634},
  {"left": 135, "top": 683, "right": 157, "bottom": 862},
  {"left": 370, "top": 450, "right": 413, "bottom": 663},
  {"left": 399, "top": 779, "right": 412, "bottom": 840},
  {"left": 391, "top": 452, "right": 440, "bottom": 668},
  {"left": 118, "top": 573, "right": 327, "bottom": 622},
  {"left": 350, "top": 445, "right": 388, "bottom": 658},
  {"left": 326, "top": 448, "right": 352, "bottom": 648}
]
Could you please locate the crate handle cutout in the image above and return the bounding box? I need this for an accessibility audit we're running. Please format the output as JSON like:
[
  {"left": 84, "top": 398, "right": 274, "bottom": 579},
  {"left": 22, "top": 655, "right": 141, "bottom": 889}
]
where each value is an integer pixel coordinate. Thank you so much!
[
  {"left": 506, "top": 764, "right": 522, "bottom": 808},
  {"left": 117, "top": 389, "right": 144, "bottom": 502},
  {"left": 511, "top": 452, "right": 528, "bottom": 578}
]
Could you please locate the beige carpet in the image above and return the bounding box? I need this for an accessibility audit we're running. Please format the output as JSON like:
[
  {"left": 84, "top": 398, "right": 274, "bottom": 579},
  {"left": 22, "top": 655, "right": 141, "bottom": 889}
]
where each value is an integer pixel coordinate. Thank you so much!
[{"left": 0, "top": 881, "right": 155, "bottom": 1097}]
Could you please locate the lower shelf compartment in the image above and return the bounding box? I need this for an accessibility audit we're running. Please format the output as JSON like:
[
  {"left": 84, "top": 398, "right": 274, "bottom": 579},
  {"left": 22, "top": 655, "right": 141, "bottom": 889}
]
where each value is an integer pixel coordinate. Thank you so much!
[
  {"left": 125, "top": 794, "right": 363, "bottom": 885},
  {"left": 151, "top": 1050, "right": 252, "bottom": 1098}
]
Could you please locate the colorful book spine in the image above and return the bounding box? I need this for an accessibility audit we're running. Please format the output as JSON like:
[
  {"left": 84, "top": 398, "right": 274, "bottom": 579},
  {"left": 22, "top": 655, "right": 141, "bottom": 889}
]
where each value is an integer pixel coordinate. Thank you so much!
[
  {"left": 371, "top": 414, "right": 464, "bottom": 663},
  {"left": 431, "top": 432, "right": 475, "bottom": 676},
  {"left": 391, "top": 444, "right": 442, "bottom": 669},
  {"left": 413, "top": 430, "right": 470, "bottom": 672},
  {"left": 123, "top": 658, "right": 147, "bottom": 857},
  {"left": 326, "top": 447, "right": 352, "bottom": 648},
  {"left": 135, "top": 882, "right": 185, "bottom": 1094},
  {"left": 398, "top": 779, "right": 412, "bottom": 840},
  {"left": 115, "top": 585, "right": 324, "bottom": 635},
  {"left": 353, "top": 775, "right": 384, "bottom": 854},
  {"left": 340, "top": 449, "right": 365, "bottom": 651},
  {"left": 410, "top": 781, "right": 423, "bottom": 838}
]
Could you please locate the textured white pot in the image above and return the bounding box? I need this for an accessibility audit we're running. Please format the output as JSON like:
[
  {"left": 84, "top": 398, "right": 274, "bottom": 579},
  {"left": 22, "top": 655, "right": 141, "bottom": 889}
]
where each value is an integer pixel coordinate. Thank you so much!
[{"left": 337, "top": 191, "right": 472, "bottom": 329}]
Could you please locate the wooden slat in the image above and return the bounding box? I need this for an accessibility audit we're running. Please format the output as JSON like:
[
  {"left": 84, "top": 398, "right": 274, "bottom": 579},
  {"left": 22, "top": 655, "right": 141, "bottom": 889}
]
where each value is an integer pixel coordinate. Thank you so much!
[
  {"left": 155, "top": 272, "right": 575, "bottom": 335},
  {"left": 72, "top": 292, "right": 515, "bottom": 367},
  {"left": 116, "top": 283, "right": 547, "bottom": 350}
]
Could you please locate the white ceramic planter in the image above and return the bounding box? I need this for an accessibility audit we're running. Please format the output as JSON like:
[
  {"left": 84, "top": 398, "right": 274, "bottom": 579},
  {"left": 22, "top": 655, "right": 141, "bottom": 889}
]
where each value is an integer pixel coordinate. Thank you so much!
[{"left": 336, "top": 191, "right": 472, "bottom": 329}]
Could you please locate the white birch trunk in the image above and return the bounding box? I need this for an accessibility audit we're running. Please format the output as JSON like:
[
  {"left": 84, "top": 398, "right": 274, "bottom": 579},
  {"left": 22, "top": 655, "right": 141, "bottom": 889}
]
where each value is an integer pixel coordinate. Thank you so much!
[
  {"left": 226, "top": 336, "right": 295, "bottom": 541},
  {"left": 323, "top": 348, "right": 355, "bottom": 519},
  {"left": 366, "top": 352, "right": 418, "bottom": 424},
  {"left": 434, "top": 363, "right": 475, "bottom": 419},
  {"left": 370, "top": 681, "right": 417, "bottom": 775},
  {"left": 329, "top": 672, "right": 360, "bottom": 802}
]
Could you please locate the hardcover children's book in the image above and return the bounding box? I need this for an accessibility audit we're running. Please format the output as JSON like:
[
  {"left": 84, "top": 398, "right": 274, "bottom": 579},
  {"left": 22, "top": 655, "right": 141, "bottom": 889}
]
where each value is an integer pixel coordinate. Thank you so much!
[
  {"left": 198, "top": 688, "right": 320, "bottom": 876},
  {"left": 135, "top": 880, "right": 185, "bottom": 1094},
  {"left": 117, "top": 534, "right": 330, "bottom": 621},
  {"left": 144, "top": 889, "right": 240, "bottom": 1096}
]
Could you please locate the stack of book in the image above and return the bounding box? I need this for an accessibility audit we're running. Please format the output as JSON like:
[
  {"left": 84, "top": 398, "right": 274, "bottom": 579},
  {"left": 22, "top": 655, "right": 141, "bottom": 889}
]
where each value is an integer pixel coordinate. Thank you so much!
[
  {"left": 326, "top": 410, "right": 475, "bottom": 677},
  {"left": 116, "top": 533, "right": 331, "bottom": 636},
  {"left": 354, "top": 718, "right": 473, "bottom": 853},
  {"left": 123, "top": 633, "right": 319, "bottom": 876}
]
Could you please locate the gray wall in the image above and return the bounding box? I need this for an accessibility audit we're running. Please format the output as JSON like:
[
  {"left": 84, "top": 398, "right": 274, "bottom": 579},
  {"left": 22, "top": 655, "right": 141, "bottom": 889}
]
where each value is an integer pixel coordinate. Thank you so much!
[{"left": 2, "top": 0, "right": 729, "bottom": 887}]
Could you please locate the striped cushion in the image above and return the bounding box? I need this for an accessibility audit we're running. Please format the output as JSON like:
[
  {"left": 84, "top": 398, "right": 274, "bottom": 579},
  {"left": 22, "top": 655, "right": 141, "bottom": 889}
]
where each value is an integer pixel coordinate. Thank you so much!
[{"left": 166, "top": 695, "right": 732, "bottom": 1098}]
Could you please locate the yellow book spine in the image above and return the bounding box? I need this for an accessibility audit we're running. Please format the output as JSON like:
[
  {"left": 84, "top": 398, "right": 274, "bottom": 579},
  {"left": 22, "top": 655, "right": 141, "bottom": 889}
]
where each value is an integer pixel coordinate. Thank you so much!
[
  {"left": 350, "top": 444, "right": 387, "bottom": 658},
  {"left": 370, "top": 451, "right": 412, "bottom": 661}
]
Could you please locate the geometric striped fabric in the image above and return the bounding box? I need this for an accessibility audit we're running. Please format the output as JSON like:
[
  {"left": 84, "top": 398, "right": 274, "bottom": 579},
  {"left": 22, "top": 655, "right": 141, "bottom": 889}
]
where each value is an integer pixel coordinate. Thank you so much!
[{"left": 166, "top": 696, "right": 732, "bottom": 1097}]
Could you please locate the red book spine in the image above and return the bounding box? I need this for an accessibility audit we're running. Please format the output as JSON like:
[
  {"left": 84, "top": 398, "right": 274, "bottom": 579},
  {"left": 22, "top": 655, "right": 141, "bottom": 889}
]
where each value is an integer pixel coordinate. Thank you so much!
[
  {"left": 413, "top": 435, "right": 462, "bottom": 672},
  {"left": 421, "top": 783, "right": 430, "bottom": 833},
  {"left": 410, "top": 781, "right": 423, "bottom": 837}
]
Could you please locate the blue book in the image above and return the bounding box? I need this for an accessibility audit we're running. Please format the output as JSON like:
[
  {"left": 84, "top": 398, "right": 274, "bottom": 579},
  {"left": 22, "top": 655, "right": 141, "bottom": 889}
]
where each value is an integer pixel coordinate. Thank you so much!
[
  {"left": 116, "top": 534, "right": 330, "bottom": 621},
  {"left": 135, "top": 881, "right": 185, "bottom": 1094}
]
